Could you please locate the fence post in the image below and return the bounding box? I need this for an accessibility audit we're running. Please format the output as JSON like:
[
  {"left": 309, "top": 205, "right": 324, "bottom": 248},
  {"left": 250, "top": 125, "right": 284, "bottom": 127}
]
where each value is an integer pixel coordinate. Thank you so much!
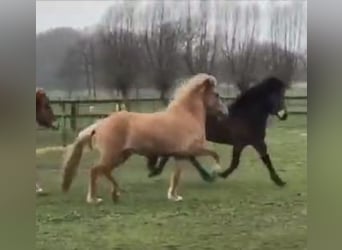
[
  {"left": 70, "top": 102, "right": 77, "bottom": 131},
  {"left": 61, "top": 101, "right": 67, "bottom": 146}
]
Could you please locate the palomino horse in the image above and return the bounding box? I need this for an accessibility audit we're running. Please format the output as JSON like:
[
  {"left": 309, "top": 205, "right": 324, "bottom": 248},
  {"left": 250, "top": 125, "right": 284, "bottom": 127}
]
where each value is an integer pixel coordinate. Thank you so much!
[
  {"left": 36, "top": 88, "right": 58, "bottom": 193},
  {"left": 148, "top": 76, "right": 288, "bottom": 186},
  {"left": 61, "top": 73, "right": 228, "bottom": 204}
]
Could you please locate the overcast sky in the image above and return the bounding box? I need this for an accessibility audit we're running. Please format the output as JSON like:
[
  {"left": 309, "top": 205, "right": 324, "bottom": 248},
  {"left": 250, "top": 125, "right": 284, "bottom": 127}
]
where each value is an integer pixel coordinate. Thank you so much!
[
  {"left": 36, "top": 1, "right": 264, "bottom": 33},
  {"left": 36, "top": 1, "right": 306, "bottom": 39},
  {"left": 36, "top": 1, "right": 116, "bottom": 33}
]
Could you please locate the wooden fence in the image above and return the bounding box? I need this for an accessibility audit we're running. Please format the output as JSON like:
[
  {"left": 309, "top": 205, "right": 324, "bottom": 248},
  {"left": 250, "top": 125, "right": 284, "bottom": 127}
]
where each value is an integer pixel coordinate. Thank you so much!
[{"left": 50, "top": 95, "right": 307, "bottom": 134}]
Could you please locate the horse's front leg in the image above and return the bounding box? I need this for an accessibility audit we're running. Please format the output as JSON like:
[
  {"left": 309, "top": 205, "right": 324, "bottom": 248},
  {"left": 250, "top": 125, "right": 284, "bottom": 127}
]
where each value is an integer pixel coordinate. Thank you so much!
[
  {"left": 188, "top": 156, "right": 218, "bottom": 182},
  {"left": 252, "top": 141, "right": 286, "bottom": 186},
  {"left": 146, "top": 155, "right": 158, "bottom": 173},
  {"left": 149, "top": 155, "right": 218, "bottom": 183},
  {"left": 218, "top": 145, "right": 244, "bottom": 179},
  {"left": 193, "top": 148, "right": 222, "bottom": 171},
  {"left": 167, "top": 159, "right": 183, "bottom": 202}
]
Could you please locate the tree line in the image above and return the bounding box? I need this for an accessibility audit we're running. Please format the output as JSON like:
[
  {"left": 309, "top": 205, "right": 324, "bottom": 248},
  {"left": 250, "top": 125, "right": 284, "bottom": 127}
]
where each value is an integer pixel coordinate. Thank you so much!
[{"left": 40, "top": 1, "right": 307, "bottom": 103}]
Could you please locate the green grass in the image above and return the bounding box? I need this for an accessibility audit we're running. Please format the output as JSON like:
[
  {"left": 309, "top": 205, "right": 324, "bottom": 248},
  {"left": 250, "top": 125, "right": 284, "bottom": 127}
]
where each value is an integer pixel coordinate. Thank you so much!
[{"left": 36, "top": 116, "right": 307, "bottom": 250}]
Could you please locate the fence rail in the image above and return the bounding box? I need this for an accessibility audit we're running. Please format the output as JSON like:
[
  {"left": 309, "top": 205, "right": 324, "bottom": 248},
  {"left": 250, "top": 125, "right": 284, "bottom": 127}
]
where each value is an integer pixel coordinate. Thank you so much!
[
  {"left": 50, "top": 96, "right": 306, "bottom": 128},
  {"left": 50, "top": 95, "right": 307, "bottom": 105},
  {"left": 44, "top": 96, "right": 307, "bottom": 146}
]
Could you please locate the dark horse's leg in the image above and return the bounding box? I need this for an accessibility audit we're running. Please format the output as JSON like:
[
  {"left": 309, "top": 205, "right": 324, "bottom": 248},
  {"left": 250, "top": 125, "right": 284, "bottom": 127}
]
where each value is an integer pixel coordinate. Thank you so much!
[
  {"left": 148, "top": 156, "right": 169, "bottom": 177},
  {"left": 146, "top": 156, "right": 158, "bottom": 173},
  {"left": 252, "top": 141, "right": 286, "bottom": 186},
  {"left": 148, "top": 156, "right": 217, "bottom": 182},
  {"left": 218, "top": 145, "right": 244, "bottom": 178},
  {"left": 188, "top": 156, "right": 217, "bottom": 182}
]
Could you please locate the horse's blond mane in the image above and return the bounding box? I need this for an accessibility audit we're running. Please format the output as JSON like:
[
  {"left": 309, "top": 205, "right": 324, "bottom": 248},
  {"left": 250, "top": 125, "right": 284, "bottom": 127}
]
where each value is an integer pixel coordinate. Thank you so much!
[{"left": 168, "top": 73, "right": 216, "bottom": 109}]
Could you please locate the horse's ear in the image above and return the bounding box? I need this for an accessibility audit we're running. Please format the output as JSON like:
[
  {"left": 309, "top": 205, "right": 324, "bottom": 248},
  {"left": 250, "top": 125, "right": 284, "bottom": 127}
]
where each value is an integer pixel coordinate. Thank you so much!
[
  {"left": 36, "top": 88, "right": 45, "bottom": 97},
  {"left": 202, "top": 76, "right": 216, "bottom": 91},
  {"left": 36, "top": 88, "right": 45, "bottom": 107}
]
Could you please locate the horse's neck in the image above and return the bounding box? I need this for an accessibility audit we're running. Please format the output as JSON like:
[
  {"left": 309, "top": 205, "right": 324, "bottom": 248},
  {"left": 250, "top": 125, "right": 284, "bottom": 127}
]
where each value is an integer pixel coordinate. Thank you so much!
[
  {"left": 36, "top": 108, "right": 41, "bottom": 123},
  {"left": 235, "top": 104, "right": 269, "bottom": 128},
  {"left": 170, "top": 97, "right": 206, "bottom": 125}
]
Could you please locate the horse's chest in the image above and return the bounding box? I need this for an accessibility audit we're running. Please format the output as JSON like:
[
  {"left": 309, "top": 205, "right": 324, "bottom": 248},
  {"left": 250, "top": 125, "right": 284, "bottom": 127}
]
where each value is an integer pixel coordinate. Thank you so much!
[{"left": 228, "top": 121, "right": 265, "bottom": 143}]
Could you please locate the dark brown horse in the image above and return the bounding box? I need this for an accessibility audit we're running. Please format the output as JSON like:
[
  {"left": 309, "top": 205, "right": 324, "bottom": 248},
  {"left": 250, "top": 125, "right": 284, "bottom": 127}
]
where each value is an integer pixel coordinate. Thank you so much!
[
  {"left": 36, "top": 88, "right": 58, "bottom": 129},
  {"left": 36, "top": 88, "right": 58, "bottom": 193},
  {"left": 148, "top": 76, "right": 288, "bottom": 186}
]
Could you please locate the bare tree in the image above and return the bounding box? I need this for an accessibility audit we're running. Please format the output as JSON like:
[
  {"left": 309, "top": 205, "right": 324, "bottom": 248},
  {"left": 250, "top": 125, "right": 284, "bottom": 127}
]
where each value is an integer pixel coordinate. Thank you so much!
[
  {"left": 143, "top": 1, "right": 181, "bottom": 104},
  {"left": 88, "top": 38, "right": 98, "bottom": 98},
  {"left": 221, "top": 4, "right": 260, "bottom": 92},
  {"left": 98, "top": 3, "right": 141, "bottom": 108},
  {"left": 58, "top": 33, "right": 98, "bottom": 98},
  {"left": 75, "top": 35, "right": 98, "bottom": 97},
  {"left": 269, "top": 2, "right": 306, "bottom": 83},
  {"left": 181, "top": 0, "right": 218, "bottom": 75},
  {"left": 58, "top": 46, "right": 83, "bottom": 98}
]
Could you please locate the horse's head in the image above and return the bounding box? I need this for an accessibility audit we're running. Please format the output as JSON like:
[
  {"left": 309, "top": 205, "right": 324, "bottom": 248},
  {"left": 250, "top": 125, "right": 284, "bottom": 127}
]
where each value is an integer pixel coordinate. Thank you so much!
[
  {"left": 36, "top": 88, "right": 58, "bottom": 129},
  {"left": 228, "top": 76, "right": 288, "bottom": 121},
  {"left": 265, "top": 78, "right": 288, "bottom": 120},
  {"left": 168, "top": 74, "right": 228, "bottom": 117},
  {"left": 201, "top": 76, "right": 228, "bottom": 116}
]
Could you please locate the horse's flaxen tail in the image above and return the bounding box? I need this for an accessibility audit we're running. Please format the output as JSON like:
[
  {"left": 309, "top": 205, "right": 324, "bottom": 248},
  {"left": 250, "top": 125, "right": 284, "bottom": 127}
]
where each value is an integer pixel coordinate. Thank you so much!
[{"left": 61, "top": 129, "right": 96, "bottom": 193}]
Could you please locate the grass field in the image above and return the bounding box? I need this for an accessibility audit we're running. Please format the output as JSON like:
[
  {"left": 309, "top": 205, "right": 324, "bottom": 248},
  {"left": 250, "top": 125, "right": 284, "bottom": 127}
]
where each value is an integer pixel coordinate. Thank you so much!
[{"left": 36, "top": 116, "right": 307, "bottom": 250}]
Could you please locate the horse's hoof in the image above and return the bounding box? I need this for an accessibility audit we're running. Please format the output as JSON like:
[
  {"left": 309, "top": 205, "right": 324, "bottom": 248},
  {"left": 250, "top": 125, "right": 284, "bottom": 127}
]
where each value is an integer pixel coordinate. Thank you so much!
[
  {"left": 112, "top": 192, "right": 120, "bottom": 203},
  {"left": 272, "top": 175, "right": 286, "bottom": 187},
  {"left": 218, "top": 172, "right": 228, "bottom": 179},
  {"left": 276, "top": 181, "right": 287, "bottom": 187},
  {"left": 167, "top": 188, "right": 183, "bottom": 202},
  {"left": 148, "top": 170, "right": 160, "bottom": 178},
  {"left": 168, "top": 195, "right": 183, "bottom": 202},
  {"left": 203, "top": 174, "right": 216, "bottom": 183},
  {"left": 148, "top": 172, "right": 156, "bottom": 178},
  {"left": 86, "top": 197, "right": 103, "bottom": 204},
  {"left": 212, "top": 163, "right": 222, "bottom": 172}
]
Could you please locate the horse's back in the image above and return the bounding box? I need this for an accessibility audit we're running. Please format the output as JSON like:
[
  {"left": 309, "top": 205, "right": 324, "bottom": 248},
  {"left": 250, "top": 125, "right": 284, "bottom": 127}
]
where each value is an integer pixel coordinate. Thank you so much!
[{"left": 94, "top": 111, "right": 164, "bottom": 146}]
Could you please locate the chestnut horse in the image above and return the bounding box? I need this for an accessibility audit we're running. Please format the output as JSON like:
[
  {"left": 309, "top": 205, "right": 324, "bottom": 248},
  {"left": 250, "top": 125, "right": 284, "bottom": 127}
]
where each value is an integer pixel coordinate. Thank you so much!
[
  {"left": 148, "top": 76, "right": 288, "bottom": 186},
  {"left": 61, "top": 73, "right": 228, "bottom": 204},
  {"left": 36, "top": 88, "right": 57, "bottom": 129},
  {"left": 36, "top": 88, "right": 58, "bottom": 193}
]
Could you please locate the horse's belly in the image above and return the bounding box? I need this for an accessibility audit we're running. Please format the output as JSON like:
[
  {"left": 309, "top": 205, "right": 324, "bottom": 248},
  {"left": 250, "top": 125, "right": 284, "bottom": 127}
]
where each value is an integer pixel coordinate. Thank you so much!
[
  {"left": 126, "top": 134, "right": 186, "bottom": 155},
  {"left": 124, "top": 112, "right": 203, "bottom": 155},
  {"left": 126, "top": 127, "right": 200, "bottom": 155}
]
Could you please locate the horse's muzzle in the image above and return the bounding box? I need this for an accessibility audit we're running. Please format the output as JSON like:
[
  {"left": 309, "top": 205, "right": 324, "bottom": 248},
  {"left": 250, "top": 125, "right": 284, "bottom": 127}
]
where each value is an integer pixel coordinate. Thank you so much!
[
  {"left": 220, "top": 105, "right": 229, "bottom": 116},
  {"left": 276, "top": 109, "right": 288, "bottom": 120}
]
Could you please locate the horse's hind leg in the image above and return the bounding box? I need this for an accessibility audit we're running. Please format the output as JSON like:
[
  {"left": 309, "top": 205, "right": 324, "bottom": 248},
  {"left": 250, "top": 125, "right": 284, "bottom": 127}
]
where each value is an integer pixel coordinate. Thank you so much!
[
  {"left": 86, "top": 149, "right": 129, "bottom": 204},
  {"left": 252, "top": 142, "right": 286, "bottom": 186},
  {"left": 87, "top": 164, "right": 106, "bottom": 204},
  {"left": 87, "top": 163, "right": 123, "bottom": 204},
  {"left": 103, "top": 169, "right": 120, "bottom": 202},
  {"left": 103, "top": 151, "right": 131, "bottom": 203}
]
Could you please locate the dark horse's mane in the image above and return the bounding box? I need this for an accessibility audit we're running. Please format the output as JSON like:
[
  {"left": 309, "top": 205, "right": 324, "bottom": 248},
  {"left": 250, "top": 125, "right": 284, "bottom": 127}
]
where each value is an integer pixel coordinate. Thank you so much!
[{"left": 229, "top": 77, "right": 286, "bottom": 113}]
